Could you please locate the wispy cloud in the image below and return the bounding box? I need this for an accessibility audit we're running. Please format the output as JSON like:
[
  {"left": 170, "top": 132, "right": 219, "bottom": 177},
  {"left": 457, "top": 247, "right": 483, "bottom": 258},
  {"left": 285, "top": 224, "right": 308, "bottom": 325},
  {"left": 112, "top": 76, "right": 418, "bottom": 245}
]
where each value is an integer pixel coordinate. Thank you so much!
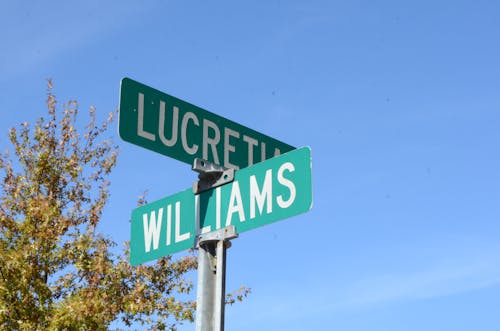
[{"left": 341, "top": 252, "right": 500, "bottom": 308}]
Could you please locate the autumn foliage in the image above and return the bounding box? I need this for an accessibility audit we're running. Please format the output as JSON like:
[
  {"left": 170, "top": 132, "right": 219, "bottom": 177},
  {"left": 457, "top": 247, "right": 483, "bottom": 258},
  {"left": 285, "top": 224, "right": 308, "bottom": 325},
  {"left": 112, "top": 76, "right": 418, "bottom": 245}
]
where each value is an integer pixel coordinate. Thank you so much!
[{"left": 0, "top": 81, "right": 199, "bottom": 330}]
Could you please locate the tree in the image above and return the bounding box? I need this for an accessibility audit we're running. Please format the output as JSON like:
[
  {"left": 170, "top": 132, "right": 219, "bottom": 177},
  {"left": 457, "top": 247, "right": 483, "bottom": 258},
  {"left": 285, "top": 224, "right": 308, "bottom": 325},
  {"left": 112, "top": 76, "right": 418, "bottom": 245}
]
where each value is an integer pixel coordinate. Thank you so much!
[{"left": 0, "top": 81, "right": 205, "bottom": 330}]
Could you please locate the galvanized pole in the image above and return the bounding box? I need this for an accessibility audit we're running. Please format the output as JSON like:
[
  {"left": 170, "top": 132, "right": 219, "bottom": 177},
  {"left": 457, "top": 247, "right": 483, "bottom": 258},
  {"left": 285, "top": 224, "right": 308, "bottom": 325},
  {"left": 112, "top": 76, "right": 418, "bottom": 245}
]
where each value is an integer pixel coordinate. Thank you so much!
[
  {"left": 195, "top": 242, "right": 216, "bottom": 331},
  {"left": 214, "top": 239, "right": 228, "bottom": 331},
  {"left": 192, "top": 158, "right": 237, "bottom": 331},
  {"left": 195, "top": 227, "right": 237, "bottom": 331}
]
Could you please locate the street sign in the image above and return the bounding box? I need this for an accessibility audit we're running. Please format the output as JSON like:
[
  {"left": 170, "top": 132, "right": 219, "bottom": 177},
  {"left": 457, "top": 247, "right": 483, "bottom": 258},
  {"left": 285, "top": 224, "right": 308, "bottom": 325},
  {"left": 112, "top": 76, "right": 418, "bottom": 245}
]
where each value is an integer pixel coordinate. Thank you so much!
[
  {"left": 130, "top": 146, "right": 313, "bottom": 265},
  {"left": 119, "top": 78, "right": 295, "bottom": 169}
]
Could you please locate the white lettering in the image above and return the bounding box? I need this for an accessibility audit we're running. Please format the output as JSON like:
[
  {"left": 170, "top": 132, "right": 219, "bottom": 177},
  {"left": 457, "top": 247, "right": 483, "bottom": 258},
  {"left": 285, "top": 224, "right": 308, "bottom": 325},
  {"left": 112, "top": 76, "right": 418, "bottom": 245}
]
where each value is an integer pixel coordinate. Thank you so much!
[
  {"left": 261, "top": 141, "right": 266, "bottom": 162},
  {"left": 243, "top": 135, "right": 258, "bottom": 166},
  {"left": 216, "top": 187, "right": 221, "bottom": 229},
  {"left": 166, "top": 204, "right": 172, "bottom": 246},
  {"left": 226, "top": 181, "right": 245, "bottom": 226},
  {"left": 159, "top": 102, "right": 179, "bottom": 147},
  {"left": 174, "top": 201, "right": 190, "bottom": 242},
  {"left": 224, "top": 128, "right": 240, "bottom": 169},
  {"left": 137, "top": 93, "right": 155, "bottom": 141},
  {"left": 203, "top": 119, "right": 221, "bottom": 164},
  {"left": 181, "top": 112, "right": 199, "bottom": 155},
  {"left": 143, "top": 208, "right": 163, "bottom": 252},
  {"left": 277, "top": 162, "right": 296, "bottom": 208},
  {"left": 250, "top": 170, "right": 273, "bottom": 219}
]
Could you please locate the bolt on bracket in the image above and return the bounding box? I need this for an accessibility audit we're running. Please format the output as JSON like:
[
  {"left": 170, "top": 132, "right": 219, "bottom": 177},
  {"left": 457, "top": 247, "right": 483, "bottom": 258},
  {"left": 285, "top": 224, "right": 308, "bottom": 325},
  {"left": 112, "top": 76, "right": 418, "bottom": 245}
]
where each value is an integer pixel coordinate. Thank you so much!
[
  {"left": 192, "top": 158, "right": 235, "bottom": 194},
  {"left": 197, "top": 225, "right": 239, "bottom": 247},
  {"left": 197, "top": 226, "right": 238, "bottom": 272}
]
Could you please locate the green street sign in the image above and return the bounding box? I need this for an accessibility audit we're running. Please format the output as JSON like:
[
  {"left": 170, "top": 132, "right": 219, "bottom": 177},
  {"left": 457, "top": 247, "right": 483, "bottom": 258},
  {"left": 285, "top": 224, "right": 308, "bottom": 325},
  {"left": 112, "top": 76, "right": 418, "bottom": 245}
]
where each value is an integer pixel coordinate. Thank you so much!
[
  {"left": 119, "top": 78, "right": 295, "bottom": 169},
  {"left": 130, "top": 146, "right": 313, "bottom": 265}
]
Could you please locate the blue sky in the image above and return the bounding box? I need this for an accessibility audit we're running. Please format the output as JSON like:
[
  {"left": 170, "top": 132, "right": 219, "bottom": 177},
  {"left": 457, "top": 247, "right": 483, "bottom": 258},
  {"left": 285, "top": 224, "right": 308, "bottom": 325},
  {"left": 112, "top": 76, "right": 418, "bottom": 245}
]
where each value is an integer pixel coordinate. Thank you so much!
[{"left": 1, "top": 1, "right": 499, "bottom": 330}]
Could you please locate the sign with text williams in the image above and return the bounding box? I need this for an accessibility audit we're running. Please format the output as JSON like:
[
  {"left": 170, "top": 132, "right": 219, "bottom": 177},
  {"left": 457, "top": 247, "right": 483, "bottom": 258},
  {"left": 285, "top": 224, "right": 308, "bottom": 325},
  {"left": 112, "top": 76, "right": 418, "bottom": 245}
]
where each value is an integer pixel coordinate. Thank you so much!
[
  {"left": 119, "top": 78, "right": 295, "bottom": 170},
  {"left": 130, "top": 147, "right": 313, "bottom": 265}
]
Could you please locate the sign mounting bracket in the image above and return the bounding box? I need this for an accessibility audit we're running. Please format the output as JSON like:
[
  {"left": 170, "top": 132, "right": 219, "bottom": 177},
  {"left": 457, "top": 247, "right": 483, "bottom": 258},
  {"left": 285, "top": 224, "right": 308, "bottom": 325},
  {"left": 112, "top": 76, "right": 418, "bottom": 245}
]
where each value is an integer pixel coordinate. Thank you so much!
[
  {"left": 192, "top": 158, "right": 235, "bottom": 194},
  {"left": 197, "top": 225, "right": 238, "bottom": 248}
]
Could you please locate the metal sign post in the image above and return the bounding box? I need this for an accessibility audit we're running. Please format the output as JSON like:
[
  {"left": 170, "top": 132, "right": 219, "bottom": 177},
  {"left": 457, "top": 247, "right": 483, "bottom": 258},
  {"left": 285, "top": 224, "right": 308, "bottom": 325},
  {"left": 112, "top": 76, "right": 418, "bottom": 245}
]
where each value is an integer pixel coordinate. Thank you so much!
[
  {"left": 193, "top": 159, "right": 238, "bottom": 331},
  {"left": 195, "top": 226, "right": 237, "bottom": 331}
]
